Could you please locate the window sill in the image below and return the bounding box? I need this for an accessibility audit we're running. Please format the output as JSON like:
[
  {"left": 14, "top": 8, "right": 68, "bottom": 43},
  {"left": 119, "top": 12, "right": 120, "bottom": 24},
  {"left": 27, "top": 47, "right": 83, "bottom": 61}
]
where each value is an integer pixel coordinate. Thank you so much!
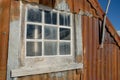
[{"left": 11, "top": 63, "right": 83, "bottom": 77}]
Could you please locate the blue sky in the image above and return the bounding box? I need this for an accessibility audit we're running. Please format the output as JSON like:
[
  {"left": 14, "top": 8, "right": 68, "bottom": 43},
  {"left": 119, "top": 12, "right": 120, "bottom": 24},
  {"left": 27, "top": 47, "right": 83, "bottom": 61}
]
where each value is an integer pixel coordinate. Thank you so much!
[{"left": 98, "top": 0, "right": 120, "bottom": 31}]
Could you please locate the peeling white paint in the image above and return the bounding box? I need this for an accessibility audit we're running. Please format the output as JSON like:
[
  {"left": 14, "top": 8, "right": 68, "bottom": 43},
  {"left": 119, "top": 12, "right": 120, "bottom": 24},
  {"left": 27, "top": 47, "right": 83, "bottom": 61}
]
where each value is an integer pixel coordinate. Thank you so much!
[
  {"left": 7, "top": 20, "right": 21, "bottom": 80},
  {"left": 55, "top": 0, "right": 70, "bottom": 12}
]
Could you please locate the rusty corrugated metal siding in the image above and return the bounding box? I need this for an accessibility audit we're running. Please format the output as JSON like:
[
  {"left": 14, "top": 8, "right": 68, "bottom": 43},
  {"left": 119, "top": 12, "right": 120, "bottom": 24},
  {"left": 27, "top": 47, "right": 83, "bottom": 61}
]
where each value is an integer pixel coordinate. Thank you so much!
[
  {"left": 82, "top": 15, "right": 120, "bottom": 80},
  {"left": 0, "top": 0, "right": 120, "bottom": 80},
  {"left": 0, "top": 0, "right": 11, "bottom": 80},
  {"left": 17, "top": 71, "right": 82, "bottom": 80},
  {"left": 17, "top": 11, "right": 120, "bottom": 80}
]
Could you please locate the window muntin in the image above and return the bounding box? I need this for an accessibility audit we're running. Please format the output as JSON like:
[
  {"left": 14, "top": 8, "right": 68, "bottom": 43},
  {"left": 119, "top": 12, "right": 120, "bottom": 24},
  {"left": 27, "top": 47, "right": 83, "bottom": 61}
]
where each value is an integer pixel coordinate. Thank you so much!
[{"left": 25, "top": 7, "right": 73, "bottom": 57}]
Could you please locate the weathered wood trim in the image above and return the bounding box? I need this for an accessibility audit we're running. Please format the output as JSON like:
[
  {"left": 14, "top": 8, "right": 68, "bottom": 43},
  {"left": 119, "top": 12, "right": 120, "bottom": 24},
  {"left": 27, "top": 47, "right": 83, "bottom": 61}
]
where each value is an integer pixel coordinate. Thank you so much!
[
  {"left": 7, "top": 0, "right": 21, "bottom": 80},
  {"left": 11, "top": 63, "right": 83, "bottom": 77}
]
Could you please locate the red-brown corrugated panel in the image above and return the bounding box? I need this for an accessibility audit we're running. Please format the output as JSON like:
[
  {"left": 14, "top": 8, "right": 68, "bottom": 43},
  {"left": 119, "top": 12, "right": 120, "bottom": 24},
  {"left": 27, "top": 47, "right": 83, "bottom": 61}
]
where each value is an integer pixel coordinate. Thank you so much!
[
  {"left": 82, "top": 14, "right": 120, "bottom": 80},
  {"left": 0, "top": 0, "right": 11, "bottom": 80},
  {"left": 1, "top": 0, "right": 120, "bottom": 80},
  {"left": 16, "top": 0, "right": 120, "bottom": 80},
  {"left": 118, "top": 50, "right": 120, "bottom": 80},
  {"left": 82, "top": 15, "right": 89, "bottom": 80}
]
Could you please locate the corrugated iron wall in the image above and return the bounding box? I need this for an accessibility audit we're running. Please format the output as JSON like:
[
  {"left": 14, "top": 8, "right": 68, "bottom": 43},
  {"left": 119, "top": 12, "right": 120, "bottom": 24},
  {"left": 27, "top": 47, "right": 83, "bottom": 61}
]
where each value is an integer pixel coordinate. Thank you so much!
[
  {"left": 0, "top": 0, "right": 120, "bottom": 80},
  {"left": 0, "top": 0, "right": 11, "bottom": 80},
  {"left": 17, "top": 71, "right": 82, "bottom": 80},
  {"left": 16, "top": 13, "right": 120, "bottom": 80},
  {"left": 82, "top": 15, "right": 120, "bottom": 80}
]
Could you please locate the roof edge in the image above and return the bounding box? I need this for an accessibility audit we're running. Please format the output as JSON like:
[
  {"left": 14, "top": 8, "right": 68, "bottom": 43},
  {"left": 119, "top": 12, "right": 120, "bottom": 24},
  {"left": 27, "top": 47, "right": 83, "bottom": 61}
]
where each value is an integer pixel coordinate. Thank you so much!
[{"left": 88, "top": 0, "right": 120, "bottom": 47}]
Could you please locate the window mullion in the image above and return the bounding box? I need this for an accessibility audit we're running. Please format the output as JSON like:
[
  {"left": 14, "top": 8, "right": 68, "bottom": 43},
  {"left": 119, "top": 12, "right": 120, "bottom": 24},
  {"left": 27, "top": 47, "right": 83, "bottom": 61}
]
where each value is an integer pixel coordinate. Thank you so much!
[
  {"left": 71, "top": 13, "right": 73, "bottom": 56},
  {"left": 25, "top": 7, "right": 28, "bottom": 57},
  {"left": 57, "top": 12, "right": 60, "bottom": 55},
  {"left": 42, "top": 10, "right": 45, "bottom": 56}
]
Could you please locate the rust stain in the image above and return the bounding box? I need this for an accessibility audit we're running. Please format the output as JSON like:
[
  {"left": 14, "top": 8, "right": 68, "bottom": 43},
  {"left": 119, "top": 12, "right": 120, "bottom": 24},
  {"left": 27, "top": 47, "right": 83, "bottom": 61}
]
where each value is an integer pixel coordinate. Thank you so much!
[{"left": 0, "top": 0, "right": 11, "bottom": 80}]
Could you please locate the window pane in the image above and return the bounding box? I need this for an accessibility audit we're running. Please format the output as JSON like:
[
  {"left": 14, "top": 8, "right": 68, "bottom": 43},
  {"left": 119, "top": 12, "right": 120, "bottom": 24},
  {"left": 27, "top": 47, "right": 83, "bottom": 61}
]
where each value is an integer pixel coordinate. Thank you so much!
[
  {"left": 60, "top": 28, "right": 70, "bottom": 40},
  {"left": 27, "top": 42, "right": 42, "bottom": 56},
  {"left": 59, "top": 13, "right": 64, "bottom": 25},
  {"left": 45, "top": 11, "right": 57, "bottom": 25},
  {"left": 27, "top": 8, "right": 42, "bottom": 22},
  {"left": 52, "top": 12, "right": 57, "bottom": 25},
  {"left": 44, "top": 42, "right": 57, "bottom": 55},
  {"left": 65, "top": 15, "right": 70, "bottom": 26},
  {"left": 45, "top": 10, "right": 51, "bottom": 24},
  {"left": 60, "top": 42, "right": 71, "bottom": 55},
  {"left": 44, "top": 26, "right": 57, "bottom": 40},
  {"left": 27, "top": 24, "right": 42, "bottom": 39},
  {"left": 59, "top": 13, "right": 70, "bottom": 26}
]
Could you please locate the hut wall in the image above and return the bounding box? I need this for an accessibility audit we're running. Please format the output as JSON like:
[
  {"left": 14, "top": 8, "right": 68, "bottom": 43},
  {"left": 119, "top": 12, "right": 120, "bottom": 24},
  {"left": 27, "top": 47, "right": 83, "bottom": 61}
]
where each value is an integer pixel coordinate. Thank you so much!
[
  {"left": 7, "top": 0, "right": 83, "bottom": 80},
  {"left": 0, "top": 0, "right": 120, "bottom": 80},
  {"left": 16, "top": 10, "right": 120, "bottom": 80},
  {"left": 82, "top": 15, "right": 120, "bottom": 80}
]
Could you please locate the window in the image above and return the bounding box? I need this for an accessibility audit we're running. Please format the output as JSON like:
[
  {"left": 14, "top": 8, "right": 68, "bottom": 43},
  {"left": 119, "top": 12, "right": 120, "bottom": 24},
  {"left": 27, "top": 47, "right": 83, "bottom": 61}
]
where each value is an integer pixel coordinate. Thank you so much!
[
  {"left": 11, "top": 4, "right": 83, "bottom": 77},
  {"left": 25, "top": 7, "right": 73, "bottom": 57}
]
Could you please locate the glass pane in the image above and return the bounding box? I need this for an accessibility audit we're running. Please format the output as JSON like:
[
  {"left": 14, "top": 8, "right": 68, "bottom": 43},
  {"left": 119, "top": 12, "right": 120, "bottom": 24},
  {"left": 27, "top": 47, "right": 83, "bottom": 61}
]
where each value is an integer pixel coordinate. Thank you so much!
[
  {"left": 59, "top": 13, "right": 64, "bottom": 26},
  {"left": 60, "top": 28, "right": 70, "bottom": 40},
  {"left": 44, "top": 42, "right": 57, "bottom": 55},
  {"left": 60, "top": 42, "right": 71, "bottom": 55},
  {"left": 45, "top": 10, "right": 51, "bottom": 24},
  {"left": 27, "top": 42, "right": 42, "bottom": 56},
  {"left": 27, "top": 24, "right": 42, "bottom": 39},
  {"left": 27, "top": 8, "right": 42, "bottom": 22},
  {"left": 45, "top": 11, "right": 57, "bottom": 25},
  {"left": 59, "top": 13, "right": 71, "bottom": 26},
  {"left": 52, "top": 12, "right": 57, "bottom": 25},
  {"left": 65, "top": 15, "right": 70, "bottom": 26},
  {"left": 44, "top": 26, "right": 57, "bottom": 40}
]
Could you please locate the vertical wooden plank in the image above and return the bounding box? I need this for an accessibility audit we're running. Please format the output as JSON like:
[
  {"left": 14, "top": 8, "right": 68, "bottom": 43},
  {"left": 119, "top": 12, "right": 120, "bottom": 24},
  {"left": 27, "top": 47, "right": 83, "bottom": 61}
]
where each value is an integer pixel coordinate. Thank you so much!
[{"left": 0, "top": 0, "right": 11, "bottom": 80}]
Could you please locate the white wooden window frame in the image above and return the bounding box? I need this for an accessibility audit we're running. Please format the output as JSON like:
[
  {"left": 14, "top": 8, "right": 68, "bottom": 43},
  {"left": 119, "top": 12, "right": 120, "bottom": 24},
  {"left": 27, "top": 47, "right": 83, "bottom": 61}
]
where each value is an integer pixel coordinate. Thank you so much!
[
  {"left": 25, "top": 6, "right": 74, "bottom": 58},
  {"left": 11, "top": 4, "right": 83, "bottom": 78}
]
